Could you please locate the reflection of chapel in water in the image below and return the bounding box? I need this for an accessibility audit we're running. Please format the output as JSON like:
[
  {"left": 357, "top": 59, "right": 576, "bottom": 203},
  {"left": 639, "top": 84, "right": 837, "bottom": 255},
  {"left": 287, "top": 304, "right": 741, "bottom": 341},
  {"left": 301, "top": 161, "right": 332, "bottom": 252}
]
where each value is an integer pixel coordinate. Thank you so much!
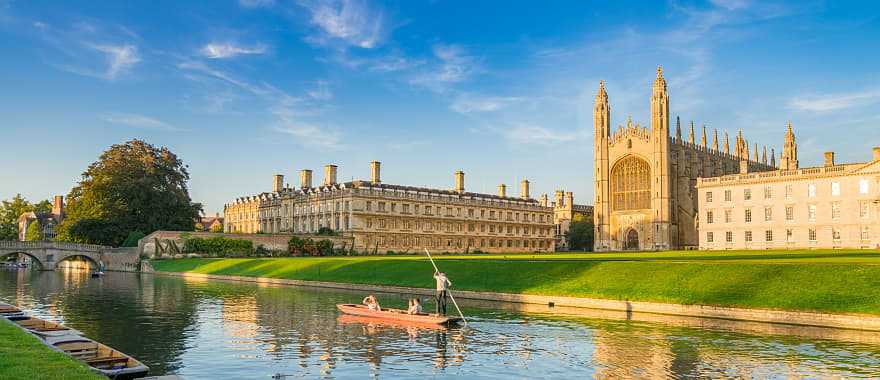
[{"left": 593, "top": 67, "right": 775, "bottom": 251}]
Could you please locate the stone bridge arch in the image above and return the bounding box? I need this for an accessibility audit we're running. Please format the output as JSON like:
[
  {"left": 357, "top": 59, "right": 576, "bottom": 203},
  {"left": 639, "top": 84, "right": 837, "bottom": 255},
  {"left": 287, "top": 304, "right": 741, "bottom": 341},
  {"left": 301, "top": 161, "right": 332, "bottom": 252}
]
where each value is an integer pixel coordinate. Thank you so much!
[
  {"left": 0, "top": 241, "right": 141, "bottom": 271},
  {"left": 0, "top": 250, "right": 45, "bottom": 269}
]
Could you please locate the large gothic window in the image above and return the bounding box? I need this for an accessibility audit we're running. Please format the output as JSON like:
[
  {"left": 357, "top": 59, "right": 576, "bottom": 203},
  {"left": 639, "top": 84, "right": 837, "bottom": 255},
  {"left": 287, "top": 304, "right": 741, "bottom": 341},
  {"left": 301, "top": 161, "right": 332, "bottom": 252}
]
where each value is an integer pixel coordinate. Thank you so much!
[{"left": 611, "top": 156, "right": 651, "bottom": 211}]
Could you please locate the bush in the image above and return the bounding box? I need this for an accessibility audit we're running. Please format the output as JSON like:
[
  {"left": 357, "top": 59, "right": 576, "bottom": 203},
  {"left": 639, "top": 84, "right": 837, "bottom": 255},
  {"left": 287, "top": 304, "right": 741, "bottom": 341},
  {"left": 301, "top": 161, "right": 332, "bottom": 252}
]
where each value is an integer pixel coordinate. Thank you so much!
[
  {"left": 182, "top": 236, "right": 253, "bottom": 257},
  {"left": 316, "top": 240, "right": 333, "bottom": 256},
  {"left": 122, "top": 231, "right": 146, "bottom": 247},
  {"left": 25, "top": 220, "right": 43, "bottom": 241},
  {"left": 316, "top": 227, "right": 337, "bottom": 236}
]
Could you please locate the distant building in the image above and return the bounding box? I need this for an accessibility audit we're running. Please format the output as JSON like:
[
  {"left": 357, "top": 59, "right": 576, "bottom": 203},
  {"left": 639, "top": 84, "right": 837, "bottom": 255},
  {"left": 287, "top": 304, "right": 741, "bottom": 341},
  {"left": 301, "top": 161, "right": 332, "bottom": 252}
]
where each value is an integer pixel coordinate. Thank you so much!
[
  {"left": 225, "top": 161, "right": 556, "bottom": 253},
  {"left": 698, "top": 130, "right": 880, "bottom": 250},
  {"left": 549, "top": 190, "right": 594, "bottom": 250},
  {"left": 197, "top": 213, "right": 224, "bottom": 232},
  {"left": 18, "top": 195, "right": 64, "bottom": 241}
]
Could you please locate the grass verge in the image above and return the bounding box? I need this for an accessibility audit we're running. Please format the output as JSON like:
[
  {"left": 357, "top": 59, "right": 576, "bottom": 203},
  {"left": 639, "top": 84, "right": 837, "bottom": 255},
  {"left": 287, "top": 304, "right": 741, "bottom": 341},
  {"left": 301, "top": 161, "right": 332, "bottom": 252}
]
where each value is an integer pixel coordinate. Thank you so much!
[
  {"left": 152, "top": 249, "right": 880, "bottom": 315},
  {"left": 0, "top": 319, "right": 102, "bottom": 380}
]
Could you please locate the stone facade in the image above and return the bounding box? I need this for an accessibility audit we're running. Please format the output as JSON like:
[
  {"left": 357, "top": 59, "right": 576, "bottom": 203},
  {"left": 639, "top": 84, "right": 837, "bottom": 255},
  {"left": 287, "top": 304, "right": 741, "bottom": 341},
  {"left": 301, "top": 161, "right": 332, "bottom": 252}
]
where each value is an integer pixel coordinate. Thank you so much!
[
  {"left": 593, "top": 67, "right": 775, "bottom": 251},
  {"left": 549, "top": 190, "right": 594, "bottom": 250},
  {"left": 18, "top": 195, "right": 64, "bottom": 241},
  {"left": 224, "top": 162, "right": 556, "bottom": 253},
  {"left": 698, "top": 141, "right": 880, "bottom": 250}
]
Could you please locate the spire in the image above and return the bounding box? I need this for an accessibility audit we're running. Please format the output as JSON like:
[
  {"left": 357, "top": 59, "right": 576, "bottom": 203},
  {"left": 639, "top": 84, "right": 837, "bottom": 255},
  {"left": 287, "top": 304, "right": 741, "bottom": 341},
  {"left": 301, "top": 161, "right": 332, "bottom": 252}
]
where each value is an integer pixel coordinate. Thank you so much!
[
  {"left": 712, "top": 129, "right": 719, "bottom": 151},
  {"left": 688, "top": 121, "right": 695, "bottom": 144},
  {"left": 675, "top": 116, "right": 682, "bottom": 140},
  {"left": 762, "top": 145, "right": 767, "bottom": 164},
  {"left": 754, "top": 143, "right": 759, "bottom": 162},
  {"left": 651, "top": 65, "right": 669, "bottom": 135},
  {"left": 771, "top": 148, "right": 776, "bottom": 167},
  {"left": 723, "top": 131, "right": 730, "bottom": 154},
  {"left": 780, "top": 121, "right": 799, "bottom": 170},
  {"left": 594, "top": 80, "right": 610, "bottom": 138},
  {"left": 701, "top": 124, "right": 708, "bottom": 148}
]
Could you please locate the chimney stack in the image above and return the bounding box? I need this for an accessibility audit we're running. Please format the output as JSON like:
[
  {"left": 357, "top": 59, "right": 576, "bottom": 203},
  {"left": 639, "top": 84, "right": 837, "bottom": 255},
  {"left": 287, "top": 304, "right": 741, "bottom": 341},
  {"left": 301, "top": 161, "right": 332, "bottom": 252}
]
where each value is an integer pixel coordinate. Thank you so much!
[
  {"left": 873, "top": 147, "right": 880, "bottom": 161},
  {"left": 273, "top": 174, "right": 284, "bottom": 192},
  {"left": 554, "top": 190, "right": 564, "bottom": 207},
  {"left": 540, "top": 194, "right": 549, "bottom": 207},
  {"left": 370, "top": 161, "right": 381, "bottom": 184},
  {"left": 323, "top": 164, "right": 338, "bottom": 186},
  {"left": 454, "top": 170, "right": 465, "bottom": 193},
  {"left": 520, "top": 180, "right": 530, "bottom": 199},
  {"left": 300, "top": 169, "right": 313, "bottom": 189},
  {"left": 498, "top": 184, "right": 506, "bottom": 197},
  {"left": 565, "top": 191, "right": 574, "bottom": 209},
  {"left": 52, "top": 195, "right": 63, "bottom": 220},
  {"left": 824, "top": 151, "right": 835, "bottom": 167}
]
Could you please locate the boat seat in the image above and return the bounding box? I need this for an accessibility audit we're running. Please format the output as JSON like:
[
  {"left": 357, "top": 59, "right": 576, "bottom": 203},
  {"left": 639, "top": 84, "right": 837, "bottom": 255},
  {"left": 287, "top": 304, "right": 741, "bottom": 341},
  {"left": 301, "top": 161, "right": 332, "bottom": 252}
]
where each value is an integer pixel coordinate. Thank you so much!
[{"left": 86, "top": 356, "right": 129, "bottom": 367}]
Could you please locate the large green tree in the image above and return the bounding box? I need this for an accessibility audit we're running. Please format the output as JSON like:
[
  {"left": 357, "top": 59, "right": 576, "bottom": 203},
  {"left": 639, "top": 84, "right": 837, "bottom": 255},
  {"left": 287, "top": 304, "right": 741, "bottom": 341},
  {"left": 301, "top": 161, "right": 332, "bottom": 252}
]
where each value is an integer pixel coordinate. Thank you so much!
[
  {"left": 57, "top": 139, "right": 202, "bottom": 246},
  {"left": 0, "top": 194, "right": 37, "bottom": 240},
  {"left": 566, "top": 220, "right": 595, "bottom": 251}
]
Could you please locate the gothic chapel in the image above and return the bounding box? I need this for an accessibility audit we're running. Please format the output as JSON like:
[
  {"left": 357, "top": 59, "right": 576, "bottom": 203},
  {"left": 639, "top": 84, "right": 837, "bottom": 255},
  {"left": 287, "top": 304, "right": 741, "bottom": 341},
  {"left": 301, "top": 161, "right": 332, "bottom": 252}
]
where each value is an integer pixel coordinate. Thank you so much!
[{"left": 593, "top": 67, "right": 776, "bottom": 251}]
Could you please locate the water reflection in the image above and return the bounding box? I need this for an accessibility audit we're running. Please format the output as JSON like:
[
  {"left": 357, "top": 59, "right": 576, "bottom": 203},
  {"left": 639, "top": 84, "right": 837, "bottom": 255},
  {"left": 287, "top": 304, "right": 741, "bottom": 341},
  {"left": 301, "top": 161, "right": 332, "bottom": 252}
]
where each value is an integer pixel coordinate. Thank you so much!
[{"left": 1, "top": 270, "right": 879, "bottom": 379}]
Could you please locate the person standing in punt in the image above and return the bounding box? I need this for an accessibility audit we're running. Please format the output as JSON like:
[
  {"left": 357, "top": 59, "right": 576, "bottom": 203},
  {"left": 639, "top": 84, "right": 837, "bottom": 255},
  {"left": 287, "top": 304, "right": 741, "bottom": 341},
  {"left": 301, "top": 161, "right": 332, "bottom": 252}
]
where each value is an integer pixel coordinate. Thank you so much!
[{"left": 433, "top": 272, "right": 451, "bottom": 315}]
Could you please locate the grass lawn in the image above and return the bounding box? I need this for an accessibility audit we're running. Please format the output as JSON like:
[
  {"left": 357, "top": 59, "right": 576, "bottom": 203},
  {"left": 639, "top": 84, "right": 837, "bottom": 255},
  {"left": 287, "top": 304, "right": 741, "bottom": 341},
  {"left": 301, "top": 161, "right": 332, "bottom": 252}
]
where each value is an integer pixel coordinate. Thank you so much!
[
  {"left": 152, "top": 249, "right": 880, "bottom": 315},
  {"left": 0, "top": 319, "right": 102, "bottom": 380}
]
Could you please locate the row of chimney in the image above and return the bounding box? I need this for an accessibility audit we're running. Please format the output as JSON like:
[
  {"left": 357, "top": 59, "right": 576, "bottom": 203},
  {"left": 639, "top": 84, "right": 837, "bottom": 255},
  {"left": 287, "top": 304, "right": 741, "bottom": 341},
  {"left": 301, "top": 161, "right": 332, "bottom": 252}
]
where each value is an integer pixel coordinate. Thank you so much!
[{"left": 272, "top": 161, "right": 532, "bottom": 199}]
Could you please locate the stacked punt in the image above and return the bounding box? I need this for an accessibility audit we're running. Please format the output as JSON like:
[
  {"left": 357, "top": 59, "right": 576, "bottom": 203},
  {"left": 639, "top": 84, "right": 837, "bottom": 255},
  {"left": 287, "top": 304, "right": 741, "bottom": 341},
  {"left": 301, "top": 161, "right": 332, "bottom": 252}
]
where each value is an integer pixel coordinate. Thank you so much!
[{"left": 0, "top": 301, "right": 149, "bottom": 379}]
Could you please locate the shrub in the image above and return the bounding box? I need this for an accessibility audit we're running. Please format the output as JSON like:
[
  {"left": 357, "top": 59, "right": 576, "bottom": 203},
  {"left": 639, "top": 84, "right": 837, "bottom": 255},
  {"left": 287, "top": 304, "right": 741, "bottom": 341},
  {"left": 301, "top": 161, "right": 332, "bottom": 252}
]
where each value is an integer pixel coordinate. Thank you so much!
[
  {"left": 182, "top": 236, "right": 253, "bottom": 257},
  {"left": 316, "top": 240, "right": 334, "bottom": 256},
  {"left": 316, "top": 227, "right": 337, "bottom": 236},
  {"left": 25, "top": 220, "right": 43, "bottom": 241},
  {"left": 288, "top": 236, "right": 305, "bottom": 256}
]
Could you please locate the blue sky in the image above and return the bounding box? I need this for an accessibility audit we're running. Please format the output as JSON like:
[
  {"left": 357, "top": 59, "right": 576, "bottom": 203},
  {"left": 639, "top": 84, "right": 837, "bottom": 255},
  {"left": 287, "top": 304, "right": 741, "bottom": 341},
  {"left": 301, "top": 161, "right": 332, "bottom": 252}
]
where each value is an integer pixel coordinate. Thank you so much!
[{"left": 1, "top": 0, "right": 879, "bottom": 214}]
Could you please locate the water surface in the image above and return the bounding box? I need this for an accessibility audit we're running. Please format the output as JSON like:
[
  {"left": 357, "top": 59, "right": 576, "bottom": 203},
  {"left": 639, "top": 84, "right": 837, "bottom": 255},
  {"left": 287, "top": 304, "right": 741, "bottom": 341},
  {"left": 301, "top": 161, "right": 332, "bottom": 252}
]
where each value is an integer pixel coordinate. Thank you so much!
[{"left": 2, "top": 269, "right": 879, "bottom": 379}]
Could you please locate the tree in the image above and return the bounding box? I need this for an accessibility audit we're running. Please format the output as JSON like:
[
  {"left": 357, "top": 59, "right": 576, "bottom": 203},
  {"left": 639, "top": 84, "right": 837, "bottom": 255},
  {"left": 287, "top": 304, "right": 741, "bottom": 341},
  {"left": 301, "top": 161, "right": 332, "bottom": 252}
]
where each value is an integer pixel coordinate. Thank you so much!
[
  {"left": 0, "top": 194, "right": 36, "bottom": 241},
  {"left": 56, "top": 139, "right": 203, "bottom": 246},
  {"left": 25, "top": 220, "right": 43, "bottom": 241},
  {"left": 122, "top": 231, "right": 146, "bottom": 247},
  {"left": 566, "top": 220, "right": 595, "bottom": 251},
  {"left": 33, "top": 200, "right": 52, "bottom": 214},
  {"left": 209, "top": 223, "right": 224, "bottom": 233}
]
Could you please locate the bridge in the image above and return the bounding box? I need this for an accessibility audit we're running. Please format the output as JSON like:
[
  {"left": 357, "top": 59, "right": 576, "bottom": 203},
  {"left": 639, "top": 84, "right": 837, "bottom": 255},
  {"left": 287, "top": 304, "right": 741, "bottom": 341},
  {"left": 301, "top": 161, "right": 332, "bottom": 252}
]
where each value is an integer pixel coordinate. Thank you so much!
[{"left": 0, "top": 241, "right": 141, "bottom": 271}]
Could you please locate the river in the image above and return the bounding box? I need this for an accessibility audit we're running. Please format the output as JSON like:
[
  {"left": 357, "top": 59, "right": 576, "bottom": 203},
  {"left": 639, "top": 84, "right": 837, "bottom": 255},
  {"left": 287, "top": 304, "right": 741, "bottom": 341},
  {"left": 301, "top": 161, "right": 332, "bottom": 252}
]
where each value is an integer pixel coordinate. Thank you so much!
[{"left": 2, "top": 269, "right": 880, "bottom": 379}]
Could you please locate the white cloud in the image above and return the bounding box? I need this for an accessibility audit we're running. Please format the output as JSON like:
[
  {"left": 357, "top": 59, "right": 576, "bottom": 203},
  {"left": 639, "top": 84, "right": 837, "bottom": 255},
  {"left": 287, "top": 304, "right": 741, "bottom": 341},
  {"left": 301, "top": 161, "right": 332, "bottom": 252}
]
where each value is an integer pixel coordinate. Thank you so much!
[
  {"left": 200, "top": 42, "right": 267, "bottom": 59},
  {"left": 239, "top": 0, "right": 275, "bottom": 8},
  {"left": 101, "top": 112, "right": 181, "bottom": 131},
  {"left": 308, "top": 80, "right": 333, "bottom": 100},
  {"left": 499, "top": 124, "right": 586, "bottom": 146},
  {"left": 89, "top": 44, "right": 140, "bottom": 79},
  {"left": 273, "top": 122, "right": 343, "bottom": 150},
  {"left": 451, "top": 94, "right": 522, "bottom": 114},
  {"left": 789, "top": 89, "right": 880, "bottom": 112},
  {"left": 305, "top": 0, "right": 386, "bottom": 49},
  {"left": 409, "top": 44, "right": 481, "bottom": 92}
]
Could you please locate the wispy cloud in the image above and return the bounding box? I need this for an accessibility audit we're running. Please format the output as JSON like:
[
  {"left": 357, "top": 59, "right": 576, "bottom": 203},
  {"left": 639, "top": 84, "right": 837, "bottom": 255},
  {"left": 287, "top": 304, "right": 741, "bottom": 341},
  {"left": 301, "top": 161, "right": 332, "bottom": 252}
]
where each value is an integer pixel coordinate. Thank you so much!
[
  {"left": 409, "top": 44, "right": 481, "bottom": 92},
  {"left": 789, "top": 89, "right": 880, "bottom": 112},
  {"left": 451, "top": 94, "right": 522, "bottom": 114},
  {"left": 239, "top": 0, "right": 275, "bottom": 8},
  {"left": 303, "top": 0, "right": 387, "bottom": 49},
  {"left": 101, "top": 112, "right": 181, "bottom": 131},
  {"left": 308, "top": 80, "right": 333, "bottom": 100},
  {"left": 58, "top": 43, "right": 141, "bottom": 80},
  {"left": 497, "top": 124, "right": 587, "bottom": 147},
  {"left": 200, "top": 42, "right": 267, "bottom": 59}
]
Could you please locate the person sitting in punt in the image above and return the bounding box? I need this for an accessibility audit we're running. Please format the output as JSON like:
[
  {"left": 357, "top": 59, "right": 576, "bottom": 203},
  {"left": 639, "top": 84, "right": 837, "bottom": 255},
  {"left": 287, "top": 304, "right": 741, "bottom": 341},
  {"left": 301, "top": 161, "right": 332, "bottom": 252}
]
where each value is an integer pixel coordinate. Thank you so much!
[
  {"left": 362, "top": 294, "right": 381, "bottom": 311},
  {"left": 407, "top": 298, "right": 423, "bottom": 315}
]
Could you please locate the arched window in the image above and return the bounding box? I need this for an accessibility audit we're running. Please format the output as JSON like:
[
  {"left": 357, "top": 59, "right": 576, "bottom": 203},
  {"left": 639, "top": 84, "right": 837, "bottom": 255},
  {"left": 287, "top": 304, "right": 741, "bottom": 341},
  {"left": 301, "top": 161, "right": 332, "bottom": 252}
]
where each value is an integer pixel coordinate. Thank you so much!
[{"left": 611, "top": 156, "right": 651, "bottom": 210}]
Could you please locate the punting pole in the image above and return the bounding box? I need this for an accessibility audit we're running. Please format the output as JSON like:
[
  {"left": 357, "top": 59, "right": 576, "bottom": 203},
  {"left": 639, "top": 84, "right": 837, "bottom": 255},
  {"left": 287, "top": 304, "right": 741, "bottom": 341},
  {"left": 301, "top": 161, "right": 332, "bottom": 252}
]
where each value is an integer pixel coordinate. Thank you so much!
[{"left": 424, "top": 248, "right": 468, "bottom": 326}]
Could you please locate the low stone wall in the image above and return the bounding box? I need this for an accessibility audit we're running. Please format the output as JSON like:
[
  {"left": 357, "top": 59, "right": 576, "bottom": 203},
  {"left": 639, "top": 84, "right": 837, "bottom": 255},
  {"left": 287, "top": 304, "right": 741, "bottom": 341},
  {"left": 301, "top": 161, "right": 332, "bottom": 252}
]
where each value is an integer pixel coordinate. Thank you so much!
[
  {"left": 140, "top": 231, "right": 354, "bottom": 258},
  {"left": 153, "top": 271, "right": 880, "bottom": 332}
]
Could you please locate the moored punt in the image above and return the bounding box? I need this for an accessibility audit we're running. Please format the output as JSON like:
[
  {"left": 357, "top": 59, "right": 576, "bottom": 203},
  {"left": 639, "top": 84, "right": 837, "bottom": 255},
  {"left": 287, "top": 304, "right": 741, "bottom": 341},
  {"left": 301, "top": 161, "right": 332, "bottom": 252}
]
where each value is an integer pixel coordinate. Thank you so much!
[
  {"left": 0, "top": 303, "right": 25, "bottom": 318},
  {"left": 336, "top": 304, "right": 462, "bottom": 326},
  {"left": 11, "top": 316, "right": 82, "bottom": 337},
  {"left": 44, "top": 335, "right": 150, "bottom": 379}
]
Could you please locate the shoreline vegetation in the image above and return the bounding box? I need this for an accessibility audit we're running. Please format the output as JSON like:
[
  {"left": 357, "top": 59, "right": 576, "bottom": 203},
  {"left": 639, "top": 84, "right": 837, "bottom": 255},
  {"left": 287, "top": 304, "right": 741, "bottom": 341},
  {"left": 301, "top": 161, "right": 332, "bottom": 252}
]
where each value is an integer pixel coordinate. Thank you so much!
[
  {"left": 151, "top": 249, "right": 880, "bottom": 316},
  {"left": 0, "top": 319, "right": 102, "bottom": 380}
]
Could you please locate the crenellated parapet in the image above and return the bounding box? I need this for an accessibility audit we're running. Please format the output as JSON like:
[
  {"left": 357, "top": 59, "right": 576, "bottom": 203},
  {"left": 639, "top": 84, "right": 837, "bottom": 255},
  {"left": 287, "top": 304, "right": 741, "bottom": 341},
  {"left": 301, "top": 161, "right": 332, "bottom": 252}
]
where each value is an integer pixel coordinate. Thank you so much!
[{"left": 609, "top": 117, "right": 651, "bottom": 146}]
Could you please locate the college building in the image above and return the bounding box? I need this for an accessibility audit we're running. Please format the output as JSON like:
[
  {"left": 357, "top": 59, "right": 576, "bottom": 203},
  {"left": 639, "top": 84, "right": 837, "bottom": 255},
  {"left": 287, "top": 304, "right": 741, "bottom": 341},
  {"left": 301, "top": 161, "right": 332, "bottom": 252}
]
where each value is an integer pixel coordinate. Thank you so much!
[
  {"left": 593, "top": 67, "right": 775, "bottom": 251},
  {"left": 550, "top": 190, "right": 594, "bottom": 250},
  {"left": 698, "top": 126, "right": 880, "bottom": 250},
  {"left": 224, "top": 161, "right": 556, "bottom": 253}
]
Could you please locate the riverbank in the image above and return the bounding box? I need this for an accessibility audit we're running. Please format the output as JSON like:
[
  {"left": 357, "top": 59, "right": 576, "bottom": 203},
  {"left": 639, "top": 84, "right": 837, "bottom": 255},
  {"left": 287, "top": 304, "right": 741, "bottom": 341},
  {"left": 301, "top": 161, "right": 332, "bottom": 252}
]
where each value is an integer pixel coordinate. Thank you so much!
[
  {"left": 151, "top": 250, "right": 880, "bottom": 319},
  {"left": 0, "top": 319, "right": 101, "bottom": 380}
]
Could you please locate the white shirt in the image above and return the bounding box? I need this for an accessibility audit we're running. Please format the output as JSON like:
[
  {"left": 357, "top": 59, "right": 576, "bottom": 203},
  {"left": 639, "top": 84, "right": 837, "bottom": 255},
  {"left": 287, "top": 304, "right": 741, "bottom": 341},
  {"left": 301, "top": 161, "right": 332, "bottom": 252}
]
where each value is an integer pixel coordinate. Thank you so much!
[{"left": 434, "top": 273, "right": 451, "bottom": 291}]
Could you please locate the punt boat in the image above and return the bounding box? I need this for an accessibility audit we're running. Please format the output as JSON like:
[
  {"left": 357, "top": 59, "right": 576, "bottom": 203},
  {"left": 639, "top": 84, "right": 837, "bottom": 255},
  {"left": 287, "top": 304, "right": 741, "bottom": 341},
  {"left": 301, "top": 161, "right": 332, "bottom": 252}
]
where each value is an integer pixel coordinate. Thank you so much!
[
  {"left": 44, "top": 335, "right": 150, "bottom": 379},
  {"left": 10, "top": 316, "right": 82, "bottom": 337},
  {"left": 337, "top": 304, "right": 461, "bottom": 326},
  {"left": 0, "top": 303, "right": 25, "bottom": 318}
]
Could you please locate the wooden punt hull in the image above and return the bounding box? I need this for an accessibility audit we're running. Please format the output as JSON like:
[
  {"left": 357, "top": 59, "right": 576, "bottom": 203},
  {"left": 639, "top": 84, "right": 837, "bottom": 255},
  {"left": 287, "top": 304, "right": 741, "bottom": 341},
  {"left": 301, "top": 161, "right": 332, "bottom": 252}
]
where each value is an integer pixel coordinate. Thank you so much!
[
  {"left": 44, "top": 335, "right": 149, "bottom": 379},
  {"left": 336, "top": 304, "right": 461, "bottom": 326},
  {"left": 11, "top": 317, "right": 82, "bottom": 337},
  {"left": 337, "top": 314, "right": 450, "bottom": 331}
]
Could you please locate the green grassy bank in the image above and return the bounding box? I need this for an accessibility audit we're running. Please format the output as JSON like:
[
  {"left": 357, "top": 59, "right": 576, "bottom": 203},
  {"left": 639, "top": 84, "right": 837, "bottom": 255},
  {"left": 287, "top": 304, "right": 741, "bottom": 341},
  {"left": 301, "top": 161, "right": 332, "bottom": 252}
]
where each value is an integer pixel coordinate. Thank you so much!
[
  {"left": 152, "top": 249, "right": 880, "bottom": 315},
  {"left": 0, "top": 319, "right": 101, "bottom": 380}
]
